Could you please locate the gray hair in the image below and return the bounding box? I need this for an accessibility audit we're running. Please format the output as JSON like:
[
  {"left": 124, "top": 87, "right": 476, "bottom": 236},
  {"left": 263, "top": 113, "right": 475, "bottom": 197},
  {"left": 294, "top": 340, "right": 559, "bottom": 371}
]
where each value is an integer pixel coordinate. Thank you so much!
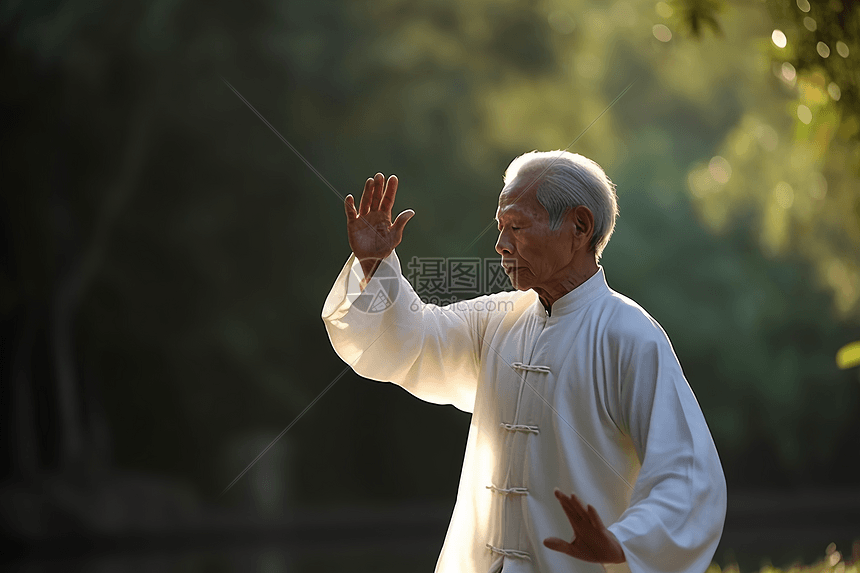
[{"left": 504, "top": 150, "right": 619, "bottom": 259}]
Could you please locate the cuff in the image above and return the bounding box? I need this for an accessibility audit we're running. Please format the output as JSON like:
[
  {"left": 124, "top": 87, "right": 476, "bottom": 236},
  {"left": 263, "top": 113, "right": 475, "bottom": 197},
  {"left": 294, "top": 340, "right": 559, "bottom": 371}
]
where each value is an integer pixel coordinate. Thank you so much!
[
  {"left": 602, "top": 563, "right": 632, "bottom": 573},
  {"left": 321, "top": 250, "right": 401, "bottom": 322}
]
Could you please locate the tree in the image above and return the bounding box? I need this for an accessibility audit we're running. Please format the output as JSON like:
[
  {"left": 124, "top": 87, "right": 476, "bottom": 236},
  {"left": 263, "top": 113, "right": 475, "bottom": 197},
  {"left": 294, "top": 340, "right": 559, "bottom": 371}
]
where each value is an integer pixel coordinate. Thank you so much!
[{"left": 675, "top": 0, "right": 860, "bottom": 319}]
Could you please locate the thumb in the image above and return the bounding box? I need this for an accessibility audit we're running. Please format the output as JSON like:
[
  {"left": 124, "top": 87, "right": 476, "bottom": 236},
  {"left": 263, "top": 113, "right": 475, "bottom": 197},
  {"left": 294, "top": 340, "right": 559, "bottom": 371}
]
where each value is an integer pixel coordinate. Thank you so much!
[
  {"left": 391, "top": 209, "right": 415, "bottom": 240},
  {"left": 543, "top": 536, "right": 572, "bottom": 554}
]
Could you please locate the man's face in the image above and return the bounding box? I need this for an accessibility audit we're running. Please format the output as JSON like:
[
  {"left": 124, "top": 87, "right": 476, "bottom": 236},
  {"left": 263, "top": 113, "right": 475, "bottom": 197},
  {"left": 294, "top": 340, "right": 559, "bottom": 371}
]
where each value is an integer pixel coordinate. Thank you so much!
[{"left": 494, "top": 174, "right": 575, "bottom": 292}]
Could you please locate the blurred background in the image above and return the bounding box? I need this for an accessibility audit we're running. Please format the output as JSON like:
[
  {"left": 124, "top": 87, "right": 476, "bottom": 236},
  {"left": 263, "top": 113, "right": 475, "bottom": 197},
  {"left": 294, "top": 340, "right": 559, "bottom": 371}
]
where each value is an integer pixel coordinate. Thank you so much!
[{"left": 2, "top": 0, "right": 859, "bottom": 571}]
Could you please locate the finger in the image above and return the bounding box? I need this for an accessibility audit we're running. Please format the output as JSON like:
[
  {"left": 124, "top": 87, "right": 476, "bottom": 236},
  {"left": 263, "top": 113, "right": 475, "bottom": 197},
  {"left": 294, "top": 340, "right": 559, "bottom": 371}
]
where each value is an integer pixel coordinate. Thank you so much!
[
  {"left": 543, "top": 537, "right": 574, "bottom": 556},
  {"left": 358, "top": 177, "right": 374, "bottom": 216},
  {"left": 370, "top": 173, "right": 385, "bottom": 212},
  {"left": 562, "top": 498, "right": 592, "bottom": 533},
  {"left": 586, "top": 504, "right": 606, "bottom": 530},
  {"left": 557, "top": 490, "right": 585, "bottom": 520},
  {"left": 554, "top": 491, "right": 584, "bottom": 531},
  {"left": 554, "top": 489, "right": 574, "bottom": 513},
  {"left": 345, "top": 194, "right": 358, "bottom": 221},
  {"left": 567, "top": 493, "right": 590, "bottom": 520},
  {"left": 554, "top": 488, "right": 575, "bottom": 506},
  {"left": 379, "top": 174, "right": 399, "bottom": 214},
  {"left": 391, "top": 209, "right": 415, "bottom": 243}
]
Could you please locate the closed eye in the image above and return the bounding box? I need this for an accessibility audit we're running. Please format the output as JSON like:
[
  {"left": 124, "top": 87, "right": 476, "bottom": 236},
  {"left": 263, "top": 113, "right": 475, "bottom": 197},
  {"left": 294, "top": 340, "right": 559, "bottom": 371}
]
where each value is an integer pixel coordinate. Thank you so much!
[{"left": 495, "top": 217, "right": 521, "bottom": 231}]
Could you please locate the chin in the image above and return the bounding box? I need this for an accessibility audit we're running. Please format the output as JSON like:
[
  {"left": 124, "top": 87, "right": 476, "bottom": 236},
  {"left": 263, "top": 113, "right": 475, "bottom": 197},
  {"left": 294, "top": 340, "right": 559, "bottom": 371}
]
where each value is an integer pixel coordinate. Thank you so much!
[{"left": 505, "top": 270, "right": 532, "bottom": 292}]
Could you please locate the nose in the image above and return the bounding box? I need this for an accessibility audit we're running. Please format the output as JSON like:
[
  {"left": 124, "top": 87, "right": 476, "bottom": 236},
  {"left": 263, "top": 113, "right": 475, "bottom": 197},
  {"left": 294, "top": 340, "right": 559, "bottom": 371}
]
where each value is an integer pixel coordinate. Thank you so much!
[{"left": 495, "top": 229, "right": 513, "bottom": 256}]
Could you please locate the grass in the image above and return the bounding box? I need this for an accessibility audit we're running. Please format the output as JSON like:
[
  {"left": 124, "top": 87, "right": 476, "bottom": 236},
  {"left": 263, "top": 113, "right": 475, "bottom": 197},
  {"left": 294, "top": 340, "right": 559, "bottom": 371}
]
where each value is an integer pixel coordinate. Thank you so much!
[{"left": 711, "top": 543, "right": 860, "bottom": 573}]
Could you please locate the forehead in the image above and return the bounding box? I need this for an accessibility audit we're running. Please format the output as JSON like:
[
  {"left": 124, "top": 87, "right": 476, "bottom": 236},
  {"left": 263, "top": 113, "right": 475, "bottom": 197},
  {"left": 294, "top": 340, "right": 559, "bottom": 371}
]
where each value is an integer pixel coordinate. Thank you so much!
[{"left": 496, "top": 173, "right": 544, "bottom": 219}]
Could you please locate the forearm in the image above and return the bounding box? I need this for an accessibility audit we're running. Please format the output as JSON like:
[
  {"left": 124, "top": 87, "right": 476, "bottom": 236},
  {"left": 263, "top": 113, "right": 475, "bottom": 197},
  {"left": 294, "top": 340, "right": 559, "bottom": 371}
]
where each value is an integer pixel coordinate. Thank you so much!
[
  {"left": 607, "top": 465, "right": 725, "bottom": 573},
  {"left": 612, "top": 336, "right": 727, "bottom": 573},
  {"left": 322, "top": 250, "right": 482, "bottom": 412}
]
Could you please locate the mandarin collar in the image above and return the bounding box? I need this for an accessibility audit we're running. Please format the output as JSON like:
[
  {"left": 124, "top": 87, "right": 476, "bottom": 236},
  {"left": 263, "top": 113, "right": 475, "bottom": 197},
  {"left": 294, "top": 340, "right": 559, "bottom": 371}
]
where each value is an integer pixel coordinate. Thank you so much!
[{"left": 532, "top": 266, "right": 610, "bottom": 318}]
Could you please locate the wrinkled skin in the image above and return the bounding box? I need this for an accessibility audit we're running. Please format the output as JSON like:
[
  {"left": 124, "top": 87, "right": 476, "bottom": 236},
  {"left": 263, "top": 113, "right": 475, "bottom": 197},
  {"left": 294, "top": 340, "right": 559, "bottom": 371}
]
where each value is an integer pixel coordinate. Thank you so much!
[
  {"left": 494, "top": 169, "right": 598, "bottom": 311},
  {"left": 344, "top": 172, "right": 414, "bottom": 280}
]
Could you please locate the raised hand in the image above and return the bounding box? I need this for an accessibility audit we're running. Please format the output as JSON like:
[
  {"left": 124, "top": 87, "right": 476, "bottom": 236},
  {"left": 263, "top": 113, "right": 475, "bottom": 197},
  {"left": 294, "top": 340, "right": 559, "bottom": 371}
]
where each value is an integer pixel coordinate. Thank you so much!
[
  {"left": 543, "top": 489, "right": 626, "bottom": 565},
  {"left": 344, "top": 173, "right": 415, "bottom": 281}
]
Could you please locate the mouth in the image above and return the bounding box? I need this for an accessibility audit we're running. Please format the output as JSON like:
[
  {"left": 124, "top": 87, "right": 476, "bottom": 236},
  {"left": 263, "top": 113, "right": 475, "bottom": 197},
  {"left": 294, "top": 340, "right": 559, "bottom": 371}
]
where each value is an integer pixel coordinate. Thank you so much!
[{"left": 501, "top": 260, "right": 520, "bottom": 274}]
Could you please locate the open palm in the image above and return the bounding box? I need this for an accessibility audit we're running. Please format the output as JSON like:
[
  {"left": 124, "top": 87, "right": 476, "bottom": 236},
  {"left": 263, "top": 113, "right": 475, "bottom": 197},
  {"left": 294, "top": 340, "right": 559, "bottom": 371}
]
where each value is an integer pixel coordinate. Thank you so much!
[
  {"left": 543, "top": 489, "right": 626, "bottom": 564},
  {"left": 344, "top": 173, "right": 414, "bottom": 280}
]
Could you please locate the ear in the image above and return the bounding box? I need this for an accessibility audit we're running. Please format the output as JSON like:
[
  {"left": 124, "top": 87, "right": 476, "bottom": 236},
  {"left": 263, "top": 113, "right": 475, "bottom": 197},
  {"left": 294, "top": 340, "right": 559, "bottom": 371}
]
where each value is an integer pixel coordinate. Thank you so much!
[{"left": 571, "top": 206, "right": 595, "bottom": 252}]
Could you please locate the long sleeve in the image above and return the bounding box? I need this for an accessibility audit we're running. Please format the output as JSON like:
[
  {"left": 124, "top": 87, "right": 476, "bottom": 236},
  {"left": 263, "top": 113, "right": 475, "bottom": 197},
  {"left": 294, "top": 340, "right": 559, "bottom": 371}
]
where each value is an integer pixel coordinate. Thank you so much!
[
  {"left": 605, "top": 314, "right": 727, "bottom": 573},
  {"left": 321, "top": 250, "right": 493, "bottom": 413}
]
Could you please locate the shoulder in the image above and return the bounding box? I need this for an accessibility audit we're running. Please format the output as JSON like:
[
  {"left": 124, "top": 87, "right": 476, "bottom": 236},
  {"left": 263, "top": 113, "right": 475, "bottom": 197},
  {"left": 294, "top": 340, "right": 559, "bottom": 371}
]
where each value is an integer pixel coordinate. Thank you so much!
[
  {"left": 598, "top": 289, "right": 672, "bottom": 351},
  {"left": 451, "top": 289, "right": 535, "bottom": 318},
  {"left": 597, "top": 291, "right": 685, "bottom": 392},
  {"left": 488, "top": 288, "right": 536, "bottom": 307},
  {"left": 432, "top": 289, "right": 535, "bottom": 324}
]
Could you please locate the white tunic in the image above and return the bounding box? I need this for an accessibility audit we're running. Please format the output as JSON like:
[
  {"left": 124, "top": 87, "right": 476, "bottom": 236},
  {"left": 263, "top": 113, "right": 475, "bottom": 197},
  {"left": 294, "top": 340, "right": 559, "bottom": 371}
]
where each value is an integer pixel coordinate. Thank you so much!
[{"left": 322, "top": 251, "right": 727, "bottom": 573}]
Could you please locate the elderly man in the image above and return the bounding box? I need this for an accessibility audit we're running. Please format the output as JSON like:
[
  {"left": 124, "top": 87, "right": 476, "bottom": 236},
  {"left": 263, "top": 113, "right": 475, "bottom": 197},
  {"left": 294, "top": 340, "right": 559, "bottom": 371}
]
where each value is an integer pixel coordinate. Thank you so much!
[{"left": 321, "top": 151, "right": 727, "bottom": 573}]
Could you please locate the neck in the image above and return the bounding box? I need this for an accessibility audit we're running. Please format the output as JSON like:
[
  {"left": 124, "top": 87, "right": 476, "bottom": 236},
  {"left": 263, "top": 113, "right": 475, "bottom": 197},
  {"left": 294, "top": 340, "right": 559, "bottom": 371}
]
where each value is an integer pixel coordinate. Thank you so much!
[{"left": 535, "top": 260, "right": 599, "bottom": 313}]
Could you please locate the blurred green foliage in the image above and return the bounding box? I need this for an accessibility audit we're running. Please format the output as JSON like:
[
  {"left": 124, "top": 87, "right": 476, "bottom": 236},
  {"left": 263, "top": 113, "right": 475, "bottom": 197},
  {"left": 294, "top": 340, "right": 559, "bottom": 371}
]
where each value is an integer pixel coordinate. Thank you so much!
[
  {"left": 711, "top": 540, "right": 859, "bottom": 573},
  {"left": 677, "top": 0, "right": 860, "bottom": 318},
  {"left": 1, "top": 0, "right": 858, "bottom": 504}
]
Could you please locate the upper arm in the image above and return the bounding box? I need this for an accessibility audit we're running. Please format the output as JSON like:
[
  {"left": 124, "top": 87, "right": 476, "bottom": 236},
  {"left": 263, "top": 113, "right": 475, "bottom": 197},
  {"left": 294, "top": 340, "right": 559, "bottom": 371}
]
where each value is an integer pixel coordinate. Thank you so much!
[{"left": 604, "top": 306, "right": 690, "bottom": 464}]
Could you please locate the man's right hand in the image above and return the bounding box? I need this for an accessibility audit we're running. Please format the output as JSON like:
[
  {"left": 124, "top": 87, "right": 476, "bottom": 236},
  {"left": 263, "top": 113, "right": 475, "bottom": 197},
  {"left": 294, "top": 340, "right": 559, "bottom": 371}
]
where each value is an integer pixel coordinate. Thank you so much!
[{"left": 345, "top": 173, "right": 415, "bottom": 282}]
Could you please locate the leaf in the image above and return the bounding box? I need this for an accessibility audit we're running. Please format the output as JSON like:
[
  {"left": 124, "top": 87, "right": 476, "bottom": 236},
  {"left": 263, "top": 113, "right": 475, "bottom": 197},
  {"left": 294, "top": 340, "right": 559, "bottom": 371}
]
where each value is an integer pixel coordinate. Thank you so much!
[{"left": 677, "top": 0, "right": 725, "bottom": 38}]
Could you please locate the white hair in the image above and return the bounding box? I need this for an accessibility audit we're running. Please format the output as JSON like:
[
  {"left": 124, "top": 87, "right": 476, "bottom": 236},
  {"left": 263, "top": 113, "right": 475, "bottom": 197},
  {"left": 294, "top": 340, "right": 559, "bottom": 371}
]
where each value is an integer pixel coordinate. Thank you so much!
[{"left": 504, "top": 150, "right": 619, "bottom": 260}]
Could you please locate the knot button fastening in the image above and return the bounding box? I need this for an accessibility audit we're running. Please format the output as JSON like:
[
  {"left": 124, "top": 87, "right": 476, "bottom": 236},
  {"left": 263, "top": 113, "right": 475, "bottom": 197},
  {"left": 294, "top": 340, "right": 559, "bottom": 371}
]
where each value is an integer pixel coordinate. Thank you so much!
[
  {"left": 499, "top": 422, "right": 540, "bottom": 434},
  {"left": 486, "top": 544, "right": 532, "bottom": 561},
  {"left": 511, "top": 361, "right": 551, "bottom": 374},
  {"left": 486, "top": 484, "right": 529, "bottom": 496}
]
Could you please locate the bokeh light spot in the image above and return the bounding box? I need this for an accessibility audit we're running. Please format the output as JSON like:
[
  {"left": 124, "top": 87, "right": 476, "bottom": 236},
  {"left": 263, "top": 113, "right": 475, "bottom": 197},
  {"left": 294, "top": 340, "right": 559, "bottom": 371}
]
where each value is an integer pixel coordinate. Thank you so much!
[
  {"left": 688, "top": 164, "right": 719, "bottom": 198},
  {"left": 817, "top": 41, "right": 830, "bottom": 58},
  {"left": 772, "top": 29, "right": 787, "bottom": 48},
  {"left": 653, "top": 24, "right": 672, "bottom": 42},
  {"left": 836, "top": 41, "right": 849, "bottom": 57},
  {"left": 836, "top": 341, "right": 860, "bottom": 369},
  {"left": 655, "top": 1, "right": 674, "bottom": 18},
  {"left": 828, "top": 82, "right": 841, "bottom": 101},
  {"left": 797, "top": 104, "right": 812, "bottom": 124},
  {"left": 781, "top": 62, "right": 796, "bottom": 82},
  {"left": 708, "top": 156, "right": 732, "bottom": 184},
  {"left": 796, "top": 0, "right": 811, "bottom": 11},
  {"left": 803, "top": 17, "right": 817, "bottom": 31},
  {"left": 774, "top": 181, "right": 794, "bottom": 209}
]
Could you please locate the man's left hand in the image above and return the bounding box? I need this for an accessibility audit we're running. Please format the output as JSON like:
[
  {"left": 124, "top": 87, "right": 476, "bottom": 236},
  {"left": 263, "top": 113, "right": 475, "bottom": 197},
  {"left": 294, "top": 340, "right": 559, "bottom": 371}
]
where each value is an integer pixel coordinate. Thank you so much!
[{"left": 543, "top": 488, "right": 626, "bottom": 564}]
